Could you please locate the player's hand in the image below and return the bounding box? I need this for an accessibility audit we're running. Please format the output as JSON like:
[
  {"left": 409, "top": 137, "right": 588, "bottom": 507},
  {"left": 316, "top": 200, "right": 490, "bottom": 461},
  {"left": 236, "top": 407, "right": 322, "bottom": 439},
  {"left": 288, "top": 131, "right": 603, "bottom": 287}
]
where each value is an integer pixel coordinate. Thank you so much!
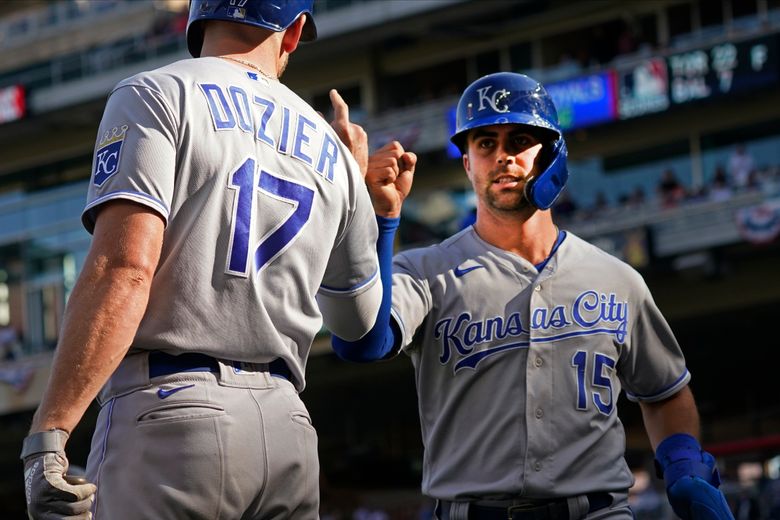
[
  {"left": 366, "top": 141, "right": 416, "bottom": 218},
  {"left": 22, "top": 429, "right": 97, "bottom": 520},
  {"left": 655, "top": 433, "right": 734, "bottom": 520},
  {"left": 329, "top": 89, "right": 368, "bottom": 176},
  {"left": 667, "top": 476, "right": 733, "bottom": 520}
]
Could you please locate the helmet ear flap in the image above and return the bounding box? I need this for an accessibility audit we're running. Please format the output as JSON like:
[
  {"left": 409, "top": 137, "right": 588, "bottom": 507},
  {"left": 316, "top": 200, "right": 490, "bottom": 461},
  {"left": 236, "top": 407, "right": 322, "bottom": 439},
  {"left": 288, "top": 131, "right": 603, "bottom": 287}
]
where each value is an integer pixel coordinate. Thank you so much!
[{"left": 525, "top": 138, "right": 568, "bottom": 210}]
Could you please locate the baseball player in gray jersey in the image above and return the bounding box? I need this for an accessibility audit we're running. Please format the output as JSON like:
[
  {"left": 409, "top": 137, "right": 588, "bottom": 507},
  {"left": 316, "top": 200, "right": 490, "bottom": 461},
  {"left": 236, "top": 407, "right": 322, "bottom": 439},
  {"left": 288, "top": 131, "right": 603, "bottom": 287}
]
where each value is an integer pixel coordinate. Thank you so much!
[
  {"left": 21, "top": 1, "right": 388, "bottom": 519},
  {"left": 333, "top": 73, "right": 734, "bottom": 520}
]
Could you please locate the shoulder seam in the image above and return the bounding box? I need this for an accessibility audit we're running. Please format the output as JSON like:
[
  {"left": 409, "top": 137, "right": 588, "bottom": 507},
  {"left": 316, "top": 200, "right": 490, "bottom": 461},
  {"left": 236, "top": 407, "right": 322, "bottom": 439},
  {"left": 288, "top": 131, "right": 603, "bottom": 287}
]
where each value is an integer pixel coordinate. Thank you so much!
[{"left": 111, "top": 82, "right": 180, "bottom": 145}]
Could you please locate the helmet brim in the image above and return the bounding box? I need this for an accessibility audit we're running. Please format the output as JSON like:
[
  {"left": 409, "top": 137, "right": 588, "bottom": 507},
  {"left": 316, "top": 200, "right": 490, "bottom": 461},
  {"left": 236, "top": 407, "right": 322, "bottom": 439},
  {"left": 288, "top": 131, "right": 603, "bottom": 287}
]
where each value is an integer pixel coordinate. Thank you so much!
[{"left": 450, "top": 115, "right": 561, "bottom": 153}]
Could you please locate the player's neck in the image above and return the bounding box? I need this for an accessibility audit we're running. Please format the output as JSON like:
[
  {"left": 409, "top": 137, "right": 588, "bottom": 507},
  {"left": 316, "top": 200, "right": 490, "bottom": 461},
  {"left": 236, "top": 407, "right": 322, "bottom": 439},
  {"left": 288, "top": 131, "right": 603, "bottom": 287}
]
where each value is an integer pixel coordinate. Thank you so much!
[
  {"left": 473, "top": 210, "right": 558, "bottom": 265},
  {"left": 200, "top": 23, "right": 281, "bottom": 78}
]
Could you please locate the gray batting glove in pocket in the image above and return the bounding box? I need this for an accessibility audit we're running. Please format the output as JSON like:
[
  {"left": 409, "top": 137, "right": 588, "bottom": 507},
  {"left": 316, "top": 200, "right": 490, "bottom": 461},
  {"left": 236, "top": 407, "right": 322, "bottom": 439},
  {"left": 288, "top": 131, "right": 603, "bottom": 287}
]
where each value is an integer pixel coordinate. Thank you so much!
[{"left": 21, "top": 429, "right": 97, "bottom": 520}]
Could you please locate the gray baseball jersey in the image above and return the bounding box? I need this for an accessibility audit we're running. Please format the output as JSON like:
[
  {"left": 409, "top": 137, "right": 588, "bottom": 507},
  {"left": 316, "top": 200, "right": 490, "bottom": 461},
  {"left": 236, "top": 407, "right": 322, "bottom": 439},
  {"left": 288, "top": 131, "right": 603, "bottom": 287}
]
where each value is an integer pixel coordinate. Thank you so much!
[
  {"left": 390, "top": 228, "right": 690, "bottom": 500},
  {"left": 83, "top": 57, "right": 379, "bottom": 391}
]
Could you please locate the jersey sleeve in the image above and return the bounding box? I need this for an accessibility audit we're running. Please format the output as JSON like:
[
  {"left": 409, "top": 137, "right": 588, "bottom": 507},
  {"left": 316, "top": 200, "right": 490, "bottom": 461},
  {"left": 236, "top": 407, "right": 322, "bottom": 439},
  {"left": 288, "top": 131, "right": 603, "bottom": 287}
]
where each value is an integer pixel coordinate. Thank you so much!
[
  {"left": 390, "top": 251, "right": 433, "bottom": 352},
  {"left": 82, "top": 82, "right": 178, "bottom": 233},
  {"left": 318, "top": 157, "right": 379, "bottom": 296},
  {"left": 316, "top": 153, "right": 381, "bottom": 338},
  {"left": 619, "top": 282, "right": 691, "bottom": 402}
]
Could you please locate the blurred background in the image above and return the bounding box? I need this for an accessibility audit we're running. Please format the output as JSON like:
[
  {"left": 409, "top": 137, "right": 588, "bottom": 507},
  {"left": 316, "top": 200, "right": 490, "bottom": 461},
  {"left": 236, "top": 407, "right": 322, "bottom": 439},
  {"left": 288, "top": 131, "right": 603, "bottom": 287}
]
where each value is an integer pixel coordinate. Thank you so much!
[{"left": 1, "top": 0, "right": 779, "bottom": 518}]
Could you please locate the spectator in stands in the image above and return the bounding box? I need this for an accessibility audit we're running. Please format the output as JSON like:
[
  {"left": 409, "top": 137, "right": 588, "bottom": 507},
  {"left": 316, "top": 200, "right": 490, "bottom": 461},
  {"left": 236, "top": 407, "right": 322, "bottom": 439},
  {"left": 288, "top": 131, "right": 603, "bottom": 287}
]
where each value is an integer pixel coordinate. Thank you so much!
[
  {"left": 0, "top": 325, "right": 33, "bottom": 392},
  {"left": 747, "top": 169, "right": 763, "bottom": 191},
  {"left": 728, "top": 143, "right": 755, "bottom": 191},
  {"left": 685, "top": 184, "right": 709, "bottom": 203},
  {"left": 710, "top": 165, "right": 733, "bottom": 202},
  {"left": 628, "top": 185, "right": 647, "bottom": 208},
  {"left": 616, "top": 20, "right": 638, "bottom": 56},
  {"left": 657, "top": 168, "right": 686, "bottom": 208},
  {"left": 0, "top": 325, "right": 22, "bottom": 361},
  {"left": 592, "top": 190, "right": 609, "bottom": 214}
]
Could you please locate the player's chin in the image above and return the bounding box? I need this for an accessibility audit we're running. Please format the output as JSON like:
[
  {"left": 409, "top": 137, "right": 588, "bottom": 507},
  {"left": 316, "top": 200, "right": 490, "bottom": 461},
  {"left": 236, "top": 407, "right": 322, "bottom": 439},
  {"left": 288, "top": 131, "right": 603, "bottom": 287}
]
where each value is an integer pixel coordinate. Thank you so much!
[{"left": 486, "top": 191, "right": 528, "bottom": 212}]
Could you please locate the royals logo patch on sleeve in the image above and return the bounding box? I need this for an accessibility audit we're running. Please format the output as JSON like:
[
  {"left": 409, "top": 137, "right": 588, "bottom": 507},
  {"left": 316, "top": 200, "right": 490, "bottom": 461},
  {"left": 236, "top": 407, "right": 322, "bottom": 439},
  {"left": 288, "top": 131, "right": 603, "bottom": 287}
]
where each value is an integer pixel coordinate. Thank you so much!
[{"left": 93, "top": 125, "right": 127, "bottom": 186}]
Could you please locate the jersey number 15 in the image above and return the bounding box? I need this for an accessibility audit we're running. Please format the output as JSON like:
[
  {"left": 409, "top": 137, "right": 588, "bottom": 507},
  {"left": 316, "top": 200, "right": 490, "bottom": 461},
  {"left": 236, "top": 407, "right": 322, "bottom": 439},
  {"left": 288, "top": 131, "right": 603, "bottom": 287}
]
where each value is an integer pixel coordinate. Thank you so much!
[{"left": 572, "top": 350, "right": 616, "bottom": 415}]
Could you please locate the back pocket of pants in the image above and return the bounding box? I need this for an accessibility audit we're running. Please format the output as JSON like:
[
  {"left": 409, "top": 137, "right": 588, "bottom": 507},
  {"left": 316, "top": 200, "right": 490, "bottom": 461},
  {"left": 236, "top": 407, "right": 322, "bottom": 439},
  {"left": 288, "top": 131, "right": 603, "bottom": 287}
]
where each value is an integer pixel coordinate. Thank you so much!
[{"left": 137, "top": 401, "right": 225, "bottom": 425}]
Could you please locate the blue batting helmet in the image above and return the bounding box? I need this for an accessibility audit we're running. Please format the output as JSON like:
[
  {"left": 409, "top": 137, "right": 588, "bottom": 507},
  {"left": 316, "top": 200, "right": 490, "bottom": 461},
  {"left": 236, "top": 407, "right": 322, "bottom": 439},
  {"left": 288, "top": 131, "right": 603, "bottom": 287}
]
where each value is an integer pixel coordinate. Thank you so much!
[
  {"left": 187, "top": 0, "right": 317, "bottom": 58},
  {"left": 450, "top": 72, "right": 568, "bottom": 210}
]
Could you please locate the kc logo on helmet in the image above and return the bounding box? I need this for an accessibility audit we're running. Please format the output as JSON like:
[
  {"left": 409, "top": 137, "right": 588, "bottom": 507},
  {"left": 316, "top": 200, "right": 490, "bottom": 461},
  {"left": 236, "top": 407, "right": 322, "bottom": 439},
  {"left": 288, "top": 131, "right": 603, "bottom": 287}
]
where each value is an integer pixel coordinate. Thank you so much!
[{"left": 476, "top": 85, "right": 511, "bottom": 114}]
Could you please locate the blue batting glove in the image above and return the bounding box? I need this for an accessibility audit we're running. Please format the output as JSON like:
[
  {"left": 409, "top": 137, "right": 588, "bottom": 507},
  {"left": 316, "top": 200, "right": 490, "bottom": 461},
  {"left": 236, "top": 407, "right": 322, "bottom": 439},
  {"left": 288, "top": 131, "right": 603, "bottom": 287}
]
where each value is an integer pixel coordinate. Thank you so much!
[
  {"left": 655, "top": 434, "right": 734, "bottom": 520},
  {"left": 667, "top": 476, "right": 733, "bottom": 520}
]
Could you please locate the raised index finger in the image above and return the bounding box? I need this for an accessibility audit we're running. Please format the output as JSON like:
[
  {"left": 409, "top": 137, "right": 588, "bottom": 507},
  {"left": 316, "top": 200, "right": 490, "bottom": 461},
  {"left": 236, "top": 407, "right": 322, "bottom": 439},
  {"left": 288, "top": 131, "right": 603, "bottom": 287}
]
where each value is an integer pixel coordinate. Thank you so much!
[{"left": 329, "top": 89, "right": 349, "bottom": 127}]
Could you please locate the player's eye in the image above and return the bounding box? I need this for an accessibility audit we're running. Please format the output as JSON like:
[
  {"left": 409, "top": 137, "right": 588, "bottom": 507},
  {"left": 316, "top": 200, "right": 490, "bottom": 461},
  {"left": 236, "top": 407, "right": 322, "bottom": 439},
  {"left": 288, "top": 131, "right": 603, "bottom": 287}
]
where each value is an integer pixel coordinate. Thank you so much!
[
  {"left": 476, "top": 138, "right": 495, "bottom": 149},
  {"left": 513, "top": 134, "right": 537, "bottom": 147}
]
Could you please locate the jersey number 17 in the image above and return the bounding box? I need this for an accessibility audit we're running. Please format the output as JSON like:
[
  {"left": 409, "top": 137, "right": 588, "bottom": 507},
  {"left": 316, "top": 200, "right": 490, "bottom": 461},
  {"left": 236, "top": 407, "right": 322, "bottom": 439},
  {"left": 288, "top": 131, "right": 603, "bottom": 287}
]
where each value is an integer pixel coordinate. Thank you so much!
[{"left": 225, "top": 157, "right": 314, "bottom": 276}]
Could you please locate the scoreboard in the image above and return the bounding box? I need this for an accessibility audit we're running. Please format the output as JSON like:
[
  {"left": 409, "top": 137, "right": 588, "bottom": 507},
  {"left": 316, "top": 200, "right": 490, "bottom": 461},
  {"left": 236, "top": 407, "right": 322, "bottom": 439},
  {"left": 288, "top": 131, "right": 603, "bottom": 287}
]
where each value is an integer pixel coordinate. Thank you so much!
[{"left": 544, "top": 33, "right": 779, "bottom": 129}]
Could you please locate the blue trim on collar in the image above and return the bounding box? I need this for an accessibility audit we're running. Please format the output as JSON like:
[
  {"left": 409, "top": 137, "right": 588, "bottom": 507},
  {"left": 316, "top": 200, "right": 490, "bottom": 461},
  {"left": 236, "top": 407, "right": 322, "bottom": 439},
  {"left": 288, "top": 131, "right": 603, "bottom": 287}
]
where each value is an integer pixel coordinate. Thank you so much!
[{"left": 535, "top": 229, "right": 566, "bottom": 271}]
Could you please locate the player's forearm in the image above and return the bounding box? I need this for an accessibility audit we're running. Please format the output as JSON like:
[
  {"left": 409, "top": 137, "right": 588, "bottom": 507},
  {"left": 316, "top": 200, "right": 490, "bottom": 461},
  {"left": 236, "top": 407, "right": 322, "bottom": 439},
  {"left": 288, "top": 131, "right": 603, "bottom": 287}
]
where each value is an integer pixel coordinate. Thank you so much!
[
  {"left": 332, "top": 215, "right": 399, "bottom": 361},
  {"left": 31, "top": 261, "right": 156, "bottom": 434},
  {"left": 639, "top": 385, "right": 700, "bottom": 451}
]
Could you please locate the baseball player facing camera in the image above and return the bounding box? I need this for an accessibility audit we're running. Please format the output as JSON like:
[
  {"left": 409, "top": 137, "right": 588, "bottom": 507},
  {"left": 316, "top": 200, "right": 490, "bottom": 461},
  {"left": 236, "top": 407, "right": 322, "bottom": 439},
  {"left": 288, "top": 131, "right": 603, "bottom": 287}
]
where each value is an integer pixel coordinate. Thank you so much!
[
  {"left": 333, "top": 72, "right": 733, "bottom": 520},
  {"left": 23, "top": 1, "right": 385, "bottom": 518}
]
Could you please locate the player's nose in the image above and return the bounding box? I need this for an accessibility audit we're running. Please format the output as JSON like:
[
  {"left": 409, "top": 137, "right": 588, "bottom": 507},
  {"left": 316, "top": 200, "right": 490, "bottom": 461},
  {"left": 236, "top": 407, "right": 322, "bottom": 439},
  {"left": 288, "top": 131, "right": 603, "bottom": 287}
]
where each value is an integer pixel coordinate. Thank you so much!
[{"left": 496, "top": 151, "right": 516, "bottom": 165}]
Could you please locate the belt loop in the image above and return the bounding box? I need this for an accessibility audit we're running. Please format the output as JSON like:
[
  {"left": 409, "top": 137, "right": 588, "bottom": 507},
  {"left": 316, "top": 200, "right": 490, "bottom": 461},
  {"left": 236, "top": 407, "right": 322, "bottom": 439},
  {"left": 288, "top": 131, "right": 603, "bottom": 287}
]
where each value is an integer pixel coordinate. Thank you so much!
[
  {"left": 449, "top": 501, "right": 469, "bottom": 520},
  {"left": 566, "top": 495, "right": 590, "bottom": 519},
  {"left": 436, "top": 500, "right": 470, "bottom": 520},
  {"left": 216, "top": 359, "right": 275, "bottom": 389}
]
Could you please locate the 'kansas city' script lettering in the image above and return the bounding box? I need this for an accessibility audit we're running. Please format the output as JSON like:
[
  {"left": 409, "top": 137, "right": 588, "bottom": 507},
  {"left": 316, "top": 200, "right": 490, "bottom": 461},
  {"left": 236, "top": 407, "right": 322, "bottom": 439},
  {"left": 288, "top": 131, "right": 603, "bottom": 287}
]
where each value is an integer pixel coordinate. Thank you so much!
[{"left": 435, "top": 290, "right": 629, "bottom": 371}]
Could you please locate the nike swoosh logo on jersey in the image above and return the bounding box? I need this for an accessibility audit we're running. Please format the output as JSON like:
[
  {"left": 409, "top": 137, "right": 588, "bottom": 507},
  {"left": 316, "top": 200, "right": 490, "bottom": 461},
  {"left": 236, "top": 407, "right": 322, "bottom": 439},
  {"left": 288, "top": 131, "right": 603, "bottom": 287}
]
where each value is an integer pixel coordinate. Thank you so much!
[
  {"left": 157, "top": 384, "right": 195, "bottom": 399},
  {"left": 454, "top": 265, "right": 485, "bottom": 277}
]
